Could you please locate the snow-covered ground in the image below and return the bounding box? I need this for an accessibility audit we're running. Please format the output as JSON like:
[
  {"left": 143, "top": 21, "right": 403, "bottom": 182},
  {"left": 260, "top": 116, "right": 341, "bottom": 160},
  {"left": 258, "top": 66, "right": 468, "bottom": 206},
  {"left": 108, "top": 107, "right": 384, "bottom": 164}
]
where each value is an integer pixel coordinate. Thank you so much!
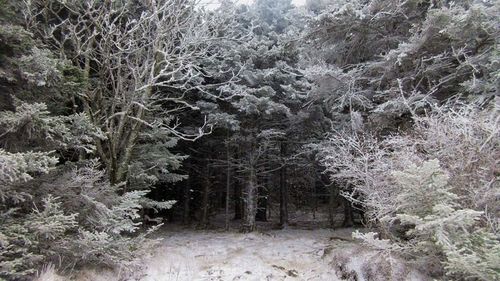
[
  {"left": 39, "top": 226, "right": 429, "bottom": 281},
  {"left": 138, "top": 228, "right": 344, "bottom": 281}
]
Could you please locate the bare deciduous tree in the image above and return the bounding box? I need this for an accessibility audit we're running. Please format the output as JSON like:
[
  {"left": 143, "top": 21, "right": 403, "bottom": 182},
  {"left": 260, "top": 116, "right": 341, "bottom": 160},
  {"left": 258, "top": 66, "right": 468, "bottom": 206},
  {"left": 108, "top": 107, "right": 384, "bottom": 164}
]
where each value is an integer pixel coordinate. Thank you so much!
[{"left": 24, "top": 0, "right": 239, "bottom": 184}]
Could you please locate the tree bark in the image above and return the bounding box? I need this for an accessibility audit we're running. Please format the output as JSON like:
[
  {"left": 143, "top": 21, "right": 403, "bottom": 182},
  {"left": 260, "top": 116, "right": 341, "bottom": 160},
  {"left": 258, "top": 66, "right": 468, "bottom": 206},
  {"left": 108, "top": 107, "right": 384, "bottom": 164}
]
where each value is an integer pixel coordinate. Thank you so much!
[
  {"left": 279, "top": 141, "right": 289, "bottom": 228},
  {"left": 328, "top": 186, "right": 339, "bottom": 228},
  {"left": 312, "top": 168, "right": 317, "bottom": 220},
  {"left": 183, "top": 172, "right": 191, "bottom": 224},
  {"left": 225, "top": 138, "right": 231, "bottom": 230},
  {"left": 201, "top": 162, "right": 210, "bottom": 228},
  {"left": 256, "top": 184, "right": 268, "bottom": 222},
  {"left": 233, "top": 145, "right": 243, "bottom": 220},
  {"left": 234, "top": 179, "right": 243, "bottom": 220},
  {"left": 342, "top": 197, "right": 354, "bottom": 227},
  {"left": 243, "top": 165, "right": 257, "bottom": 232}
]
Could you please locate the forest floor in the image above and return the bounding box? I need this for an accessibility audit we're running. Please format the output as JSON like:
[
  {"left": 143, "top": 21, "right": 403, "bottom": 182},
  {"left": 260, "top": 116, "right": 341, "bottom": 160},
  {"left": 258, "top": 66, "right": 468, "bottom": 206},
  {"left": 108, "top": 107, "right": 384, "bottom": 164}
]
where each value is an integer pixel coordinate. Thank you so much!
[
  {"left": 40, "top": 211, "right": 428, "bottom": 281},
  {"left": 136, "top": 227, "right": 350, "bottom": 281},
  {"left": 67, "top": 223, "right": 428, "bottom": 281}
]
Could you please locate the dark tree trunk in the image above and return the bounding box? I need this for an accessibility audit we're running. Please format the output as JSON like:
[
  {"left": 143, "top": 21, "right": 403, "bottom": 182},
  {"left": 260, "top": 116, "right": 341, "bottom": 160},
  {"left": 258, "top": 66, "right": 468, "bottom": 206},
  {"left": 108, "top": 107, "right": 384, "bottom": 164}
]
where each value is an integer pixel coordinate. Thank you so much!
[
  {"left": 234, "top": 178, "right": 243, "bottom": 220},
  {"left": 183, "top": 183, "right": 191, "bottom": 224},
  {"left": 256, "top": 185, "right": 267, "bottom": 222},
  {"left": 182, "top": 162, "right": 192, "bottom": 224},
  {"left": 256, "top": 198, "right": 267, "bottom": 221},
  {"left": 328, "top": 186, "right": 340, "bottom": 228},
  {"left": 201, "top": 163, "right": 210, "bottom": 228},
  {"left": 233, "top": 145, "right": 243, "bottom": 221},
  {"left": 225, "top": 139, "right": 231, "bottom": 230},
  {"left": 342, "top": 197, "right": 354, "bottom": 227},
  {"left": 243, "top": 165, "right": 257, "bottom": 232},
  {"left": 312, "top": 173, "right": 317, "bottom": 220},
  {"left": 279, "top": 141, "right": 289, "bottom": 228}
]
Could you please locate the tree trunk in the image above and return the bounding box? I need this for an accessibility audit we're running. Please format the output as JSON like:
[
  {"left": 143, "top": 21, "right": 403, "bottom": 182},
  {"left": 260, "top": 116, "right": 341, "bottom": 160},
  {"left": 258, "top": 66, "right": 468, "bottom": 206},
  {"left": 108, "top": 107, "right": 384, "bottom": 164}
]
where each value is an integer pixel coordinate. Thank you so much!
[
  {"left": 256, "top": 184, "right": 267, "bottom": 222},
  {"left": 225, "top": 139, "right": 231, "bottom": 230},
  {"left": 328, "top": 186, "right": 339, "bottom": 228},
  {"left": 279, "top": 141, "right": 289, "bottom": 228},
  {"left": 234, "top": 179, "right": 243, "bottom": 220},
  {"left": 243, "top": 165, "right": 257, "bottom": 232},
  {"left": 201, "top": 163, "right": 210, "bottom": 228},
  {"left": 183, "top": 173, "right": 191, "bottom": 224},
  {"left": 233, "top": 145, "right": 243, "bottom": 220},
  {"left": 312, "top": 171, "right": 317, "bottom": 220},
  {"left": 342, "top": 197, "right": 354, "bottom": 227}
]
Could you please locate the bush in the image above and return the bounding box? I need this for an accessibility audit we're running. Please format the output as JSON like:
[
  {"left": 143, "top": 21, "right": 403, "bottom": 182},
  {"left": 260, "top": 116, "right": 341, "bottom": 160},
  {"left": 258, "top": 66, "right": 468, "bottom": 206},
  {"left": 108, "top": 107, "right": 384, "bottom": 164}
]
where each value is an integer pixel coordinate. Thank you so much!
[
  {"left": 319, "top": 100, "right": 500, "bottom": 280},
  {"left": 0, "top": 160, "right": 161, "bottom": 280}
]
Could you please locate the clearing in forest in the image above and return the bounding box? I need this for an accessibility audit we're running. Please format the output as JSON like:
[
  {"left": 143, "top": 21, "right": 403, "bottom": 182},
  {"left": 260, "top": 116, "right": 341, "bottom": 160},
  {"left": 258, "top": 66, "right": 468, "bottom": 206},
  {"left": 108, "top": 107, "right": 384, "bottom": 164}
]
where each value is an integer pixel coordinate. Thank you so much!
[{"left": 68, "top": 227, "right": 427, "bottom": 281}]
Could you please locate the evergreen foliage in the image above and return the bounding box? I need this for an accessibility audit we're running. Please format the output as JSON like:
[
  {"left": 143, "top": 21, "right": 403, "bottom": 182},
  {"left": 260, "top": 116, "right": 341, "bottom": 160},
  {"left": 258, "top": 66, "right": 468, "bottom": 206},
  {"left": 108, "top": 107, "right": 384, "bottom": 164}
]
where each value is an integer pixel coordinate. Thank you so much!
[
  {"left": 0, "top": 1, "right": 164, "bottom": 279},
  {"left": 0, "top": 0, "right": 498, "bottom": 279},
  {"left": 319, "top": 102, "right": 499, "bottom": 279},
  {"left": 309, "top": 0, "right": 499, "bottom": 279}
]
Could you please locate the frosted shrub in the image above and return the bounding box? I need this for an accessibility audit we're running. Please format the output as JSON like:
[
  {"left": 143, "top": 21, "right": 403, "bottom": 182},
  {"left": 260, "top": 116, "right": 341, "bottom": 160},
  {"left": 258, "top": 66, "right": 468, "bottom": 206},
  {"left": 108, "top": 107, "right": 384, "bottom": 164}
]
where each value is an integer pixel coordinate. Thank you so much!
[
  {"left": 46, "top": 162, "right": 161, "bottom": 268},
  {"left": 0, "top": 102, "right": 155, "bottom": 280},
  {"left": 391, "top": 160, "right": 455, "bottom": 218},
  {"left": 0, "top": 100, "right": 103, "bottom": 153},
  {"left": 0, "top": 149, "right": 58, "bottom": 199},
  {"left": 350, "top": 159, "right": 499, "bottom": 280},
  {"left": 391, "top": 160, "right": 498, "bottom": 280},
  {"left": 0, "top": 161, "right": 160, "bottom": 280},
  {"left": 0, "top": 6, "right": 163, "bottom": 279},
  {"left": 442, "top": 229, "right": 500, "bottom": 280},
  {"left": 319, "top": 101, "right": 500, "bottom": 280},
  {"left": 18, "top": 47, "right": 62, "bottom": 87},
  {"left": 0, "top": 196, "right": 77, "bottom": 279},
  {"left": 27, "top": 196, "right": 78, "bottom": 241}
]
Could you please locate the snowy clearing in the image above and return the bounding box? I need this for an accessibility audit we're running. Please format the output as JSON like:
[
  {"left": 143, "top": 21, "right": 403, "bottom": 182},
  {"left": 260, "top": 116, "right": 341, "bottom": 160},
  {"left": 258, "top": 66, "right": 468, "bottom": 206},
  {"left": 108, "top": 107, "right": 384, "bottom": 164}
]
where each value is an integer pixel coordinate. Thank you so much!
[
  {"left": 59, "top": 227, "right": 428, "bottom": 281},
  {"left": 139, "top": 228, "right": 341, "bottom": 281}
]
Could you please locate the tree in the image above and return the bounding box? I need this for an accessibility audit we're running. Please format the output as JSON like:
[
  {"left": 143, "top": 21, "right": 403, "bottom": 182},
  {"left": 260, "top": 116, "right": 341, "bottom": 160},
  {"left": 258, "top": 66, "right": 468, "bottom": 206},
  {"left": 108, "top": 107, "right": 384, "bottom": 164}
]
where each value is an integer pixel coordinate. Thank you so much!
[
  {"left": 0, "top": 0, "right": 209, "bottom": 278},
  {"left": 0, "top": 18, "right": 124, "bottom": 280},
  {"left": 214, "top": 0, "right": 310, "bottom": 231},
  {"left": 302, "top": 0, "right": 499, "bottom": 225},
  {"left": 24, "top": 0, "right": 237, "bottom": 187},
  {"left": 306, "top": 1, "right": 499, "bottom": 278}
]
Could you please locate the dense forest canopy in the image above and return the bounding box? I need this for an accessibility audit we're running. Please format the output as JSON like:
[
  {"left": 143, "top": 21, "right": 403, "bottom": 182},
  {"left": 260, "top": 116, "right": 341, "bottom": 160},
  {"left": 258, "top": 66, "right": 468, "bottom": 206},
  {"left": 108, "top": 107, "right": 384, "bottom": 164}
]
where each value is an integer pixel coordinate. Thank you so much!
[{"left": 0, "top": 0, "right": 498, "bottom": 280}]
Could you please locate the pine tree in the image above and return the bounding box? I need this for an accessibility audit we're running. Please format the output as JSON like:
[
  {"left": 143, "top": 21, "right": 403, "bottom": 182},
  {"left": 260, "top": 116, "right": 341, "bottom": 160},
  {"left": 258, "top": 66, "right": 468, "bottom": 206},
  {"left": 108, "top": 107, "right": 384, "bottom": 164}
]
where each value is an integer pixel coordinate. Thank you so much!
[{"left": 0, "top": 1, "right": 163, "bottom": 278}]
